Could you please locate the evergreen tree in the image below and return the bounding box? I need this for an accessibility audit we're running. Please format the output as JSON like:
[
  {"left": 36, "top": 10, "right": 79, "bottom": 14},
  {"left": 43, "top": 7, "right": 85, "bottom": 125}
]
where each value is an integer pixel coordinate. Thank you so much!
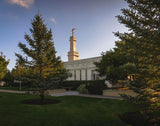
[
  {"left": 115, "top": 0, "right": 160, "bottom": 121},
  {"left": 0, "top": 52, "right": 9, "bottom": 81},
  {"left": 16, "top": 14, "right": 67, "bottom": 102},
  {"left": 96, "top": 0, "right": 160, "bottom": 123}
]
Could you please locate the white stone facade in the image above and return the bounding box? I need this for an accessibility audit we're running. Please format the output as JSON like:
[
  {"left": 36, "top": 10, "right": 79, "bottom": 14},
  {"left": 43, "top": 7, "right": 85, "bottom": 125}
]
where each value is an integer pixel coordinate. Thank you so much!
[
  {"left": 64, "top": 56, "right": 103, "bottom": 80},
  {"left": 64, "top": 29, "right": 103, "bottom": 81}
]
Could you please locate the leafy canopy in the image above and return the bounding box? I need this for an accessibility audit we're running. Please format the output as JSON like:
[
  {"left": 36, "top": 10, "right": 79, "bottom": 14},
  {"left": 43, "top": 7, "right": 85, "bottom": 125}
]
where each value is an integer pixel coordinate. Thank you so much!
[{"left": 0, "top": 52, "right": 9, "bottom": 81}]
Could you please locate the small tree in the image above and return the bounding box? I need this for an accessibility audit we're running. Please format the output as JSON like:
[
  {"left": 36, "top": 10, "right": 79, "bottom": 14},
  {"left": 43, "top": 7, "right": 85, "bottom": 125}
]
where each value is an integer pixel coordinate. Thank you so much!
[
  {"left": 0, "top": 52, "right": 9, "bottom": 81},
  {"left": 16, "top": 13, "right": 67, "bottom": 102},
  {"left": 95, "top": 43, "right": 134, "bottom": 85},
  {"left": 3, "top": 70, "right": 14, "bottom": 86},
  {"left": 12, "top": 58, "right": 26, "bottom": 90}
]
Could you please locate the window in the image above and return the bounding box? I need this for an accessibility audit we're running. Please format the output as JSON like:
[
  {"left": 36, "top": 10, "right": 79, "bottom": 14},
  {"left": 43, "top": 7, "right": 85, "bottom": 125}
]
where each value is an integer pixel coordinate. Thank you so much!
[
  {"left": 68, "top": 73, "right": 72, "bottom": 77},
  {"left": 74, "top": 70, "right": 76, "bottom": 80},
  {"left": 80, "top": 70, "right": 81, "bottom": 80},
  {"left": 85, "top": 69, "right": 87, "bottom": 80}
]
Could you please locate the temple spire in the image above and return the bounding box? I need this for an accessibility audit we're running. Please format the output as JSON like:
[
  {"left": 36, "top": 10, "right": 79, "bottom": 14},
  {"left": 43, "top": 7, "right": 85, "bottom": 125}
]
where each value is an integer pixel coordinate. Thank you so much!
[{"left": 68, "top": 28, "right": 79, "bottom": 61}]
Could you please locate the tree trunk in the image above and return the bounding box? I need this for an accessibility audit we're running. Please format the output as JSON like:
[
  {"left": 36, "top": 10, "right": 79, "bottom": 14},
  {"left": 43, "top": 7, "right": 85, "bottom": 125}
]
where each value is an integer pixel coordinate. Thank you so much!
[
  {"left": 40, "top": 90, "right": 45, "bottom": 103},
  {"left": 39, "top": 63, "right": 45, "bottom": 103}
]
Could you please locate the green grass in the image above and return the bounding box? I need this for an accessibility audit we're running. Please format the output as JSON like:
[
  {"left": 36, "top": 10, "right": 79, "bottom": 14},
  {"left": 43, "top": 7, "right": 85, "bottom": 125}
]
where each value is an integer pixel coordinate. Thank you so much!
[{"left": 0, "top": 92, "right": 137, "bottom": 126}]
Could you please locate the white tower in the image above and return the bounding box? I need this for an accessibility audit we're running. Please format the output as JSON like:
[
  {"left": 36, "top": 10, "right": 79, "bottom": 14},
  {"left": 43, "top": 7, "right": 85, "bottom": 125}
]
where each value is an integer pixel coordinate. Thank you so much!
[{"left": 68, "top": 28, "right": 79, "bottom": 61}]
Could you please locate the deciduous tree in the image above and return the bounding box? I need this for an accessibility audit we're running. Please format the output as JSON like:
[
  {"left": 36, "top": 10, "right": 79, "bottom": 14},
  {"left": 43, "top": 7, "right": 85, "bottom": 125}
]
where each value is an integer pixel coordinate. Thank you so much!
[{"left": 0, "top": 52, "right": 9, "bottom": 81}]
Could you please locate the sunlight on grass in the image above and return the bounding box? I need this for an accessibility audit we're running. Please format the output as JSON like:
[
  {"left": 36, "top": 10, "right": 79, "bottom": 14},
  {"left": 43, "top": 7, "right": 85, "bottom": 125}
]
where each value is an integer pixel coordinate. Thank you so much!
[{"left": 0, "top": 92, "right": 138, "bottom": 126}]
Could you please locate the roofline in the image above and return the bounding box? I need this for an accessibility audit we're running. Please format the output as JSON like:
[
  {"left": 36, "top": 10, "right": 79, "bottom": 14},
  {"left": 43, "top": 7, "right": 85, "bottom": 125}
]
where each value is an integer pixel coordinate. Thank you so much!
[{"left": 63, "top": 56, "right": 102, "bottom": 63}]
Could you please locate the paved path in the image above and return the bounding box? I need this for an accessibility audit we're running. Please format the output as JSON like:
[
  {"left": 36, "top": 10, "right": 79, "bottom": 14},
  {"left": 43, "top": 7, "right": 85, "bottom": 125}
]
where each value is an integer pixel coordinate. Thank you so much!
[
  {"left": 0, "top": 89, "right": 26, "bottom": 94},
  {"left": 50, "top": 91, "right": 123, "bottom": 100},
  {"left": 77, "top": 94, "right": 123, "bottom": 100},
  {"left": 0, "top": 90, "right": 123, "bottom": 100},
  {"left": 50, "top": 91, "right": 79, "bottom": 96}
]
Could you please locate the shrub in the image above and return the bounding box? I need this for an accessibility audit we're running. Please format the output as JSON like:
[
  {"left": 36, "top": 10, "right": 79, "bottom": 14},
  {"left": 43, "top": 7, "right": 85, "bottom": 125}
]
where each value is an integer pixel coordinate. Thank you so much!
[
  {"left": 77, "top": 84, "right": 88, "bottom": 94},
  {"left": 86, "top": 82, "right": 107, "bottom": 95},
  {"left": 61, "top": 80, "right": 106, "bottom": 91},
  {"left": 60, "top": 81, "right": 82, "bottom": 90},
  {"left": 61, "top": 80, "right": 107, "bottom": 95}
]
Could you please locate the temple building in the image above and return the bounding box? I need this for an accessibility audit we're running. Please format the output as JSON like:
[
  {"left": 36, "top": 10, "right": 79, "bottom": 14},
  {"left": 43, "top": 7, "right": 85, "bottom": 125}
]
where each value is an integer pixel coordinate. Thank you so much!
[{"left": 64, "top": 29, "right": 103, "bottom": 80}]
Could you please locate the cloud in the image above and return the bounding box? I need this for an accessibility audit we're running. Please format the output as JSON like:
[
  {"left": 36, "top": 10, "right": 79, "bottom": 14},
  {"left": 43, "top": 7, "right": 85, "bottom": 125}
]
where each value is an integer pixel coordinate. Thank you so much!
[
  {"left": 50, "top": 17, "right": 56, "bottom": 24},
  {"left": 7, "top": 0, "right": 34, "bottom": 9}
]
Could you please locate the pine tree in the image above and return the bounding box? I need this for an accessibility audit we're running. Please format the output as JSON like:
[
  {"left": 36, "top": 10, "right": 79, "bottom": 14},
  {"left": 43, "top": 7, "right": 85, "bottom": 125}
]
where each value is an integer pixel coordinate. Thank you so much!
[
  {"left": 16, "top": 14, "right": 67, "bottom": 102},
  {"left": 115, "top": 0, "right": 160, "bottom": 121},
  {"left": 0, "top": 52, "right": 9, "bottom": 81}
]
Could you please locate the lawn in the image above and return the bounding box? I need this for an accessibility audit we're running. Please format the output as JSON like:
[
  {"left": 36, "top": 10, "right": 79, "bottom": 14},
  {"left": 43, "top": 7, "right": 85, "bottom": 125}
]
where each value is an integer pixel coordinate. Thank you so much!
[{"left": 0, "top": 92, "right": 137, "bottom": 126}]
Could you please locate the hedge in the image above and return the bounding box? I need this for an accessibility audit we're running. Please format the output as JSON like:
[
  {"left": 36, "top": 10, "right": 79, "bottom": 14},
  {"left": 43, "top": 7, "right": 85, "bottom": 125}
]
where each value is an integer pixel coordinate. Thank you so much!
[{"left": 61, "top": 80, "right": 107, "bottom": 95}]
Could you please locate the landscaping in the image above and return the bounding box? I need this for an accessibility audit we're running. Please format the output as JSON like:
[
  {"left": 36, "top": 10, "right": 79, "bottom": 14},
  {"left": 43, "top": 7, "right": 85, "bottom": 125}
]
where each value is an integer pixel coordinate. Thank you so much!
[{"left": 0, "top": 92, "right": 138, "bottom": 126}]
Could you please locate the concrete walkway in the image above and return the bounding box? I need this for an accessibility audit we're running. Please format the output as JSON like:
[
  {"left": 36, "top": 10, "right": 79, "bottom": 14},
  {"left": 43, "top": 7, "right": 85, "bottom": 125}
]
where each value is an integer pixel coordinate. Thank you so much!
[
  {"left": 50, "top": 91, "right": 79, "bottom": 96},
  {"left": 0, "top": 89, "right": 123, "bottom": 100},
  {"left": 0, "top": 89, "right": 26, "bottom": 94},
  {"left": 77, "top": 94, "right": 123, "bottom": 100},
  {"left": 49, "top": 91, "right": 123, "bottom": 100}
]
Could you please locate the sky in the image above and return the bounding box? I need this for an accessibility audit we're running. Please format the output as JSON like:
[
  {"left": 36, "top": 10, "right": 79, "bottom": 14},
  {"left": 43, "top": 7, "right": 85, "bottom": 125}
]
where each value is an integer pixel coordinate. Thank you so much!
[{"left": 0, "top": 0, "right": 129, "bottom": 70}]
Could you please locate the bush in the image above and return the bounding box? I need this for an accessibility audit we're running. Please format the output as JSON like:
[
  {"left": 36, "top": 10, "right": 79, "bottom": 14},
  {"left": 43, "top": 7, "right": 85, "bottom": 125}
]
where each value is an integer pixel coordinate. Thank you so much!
[
  {"left": 77, "top": 84, "right": 88, "bottom": 94},
  {"left": 86, "top": 82, "right": 107, "bottom": 95},
  {"left": 60, "top": 81, "right": 82, "bottom": 90},
  {"left": 61, "top": 80, "right": 107, "bottom": 95}
]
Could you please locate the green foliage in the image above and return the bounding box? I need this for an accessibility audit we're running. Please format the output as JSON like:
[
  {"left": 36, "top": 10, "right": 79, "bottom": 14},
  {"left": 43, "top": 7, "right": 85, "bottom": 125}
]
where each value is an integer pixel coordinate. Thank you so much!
[
  {"left": 62, "top": 80, "right": 107, "bottom": 95},
  {"left": 3, "top": 70, "right": 14, "bottom": 85},
  {"left": 11, "top": 66, "right": 34, "bottom": 87},
  {"left": 61, "top": 81, "right": 82, "bottom": 90},
  {"left": 95, "top": 0, "right": 160, "bottom": 121},
  {"left": 120, "top": 63, "right": 136, "bottom": 74},
  {"left": 77, "top": 84, "right": 88, "bottom": 94},
  {"left": 114, "top": 0, "right": 160, "bottom": 118},
  {"left": 86, "top": 82, "right": 107, "bottom": 95},
  {"left": 15, "top": 13, "right": 67, "bottom": 101},
  {"left": 0, "top": 52, "right": 9, "bottom": 81},
  {"left": 61, "top": 80, "right": 105, "bottom": 91},
  {"left": 95, "top": 48, "right": 135, "bottom": 85}
]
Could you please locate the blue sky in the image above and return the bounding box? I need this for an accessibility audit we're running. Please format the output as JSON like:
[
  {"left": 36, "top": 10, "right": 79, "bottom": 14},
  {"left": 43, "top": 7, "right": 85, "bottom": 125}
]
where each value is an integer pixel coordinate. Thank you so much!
[{"left": 0, "top": 0, "right": 128, "bottom": 70}]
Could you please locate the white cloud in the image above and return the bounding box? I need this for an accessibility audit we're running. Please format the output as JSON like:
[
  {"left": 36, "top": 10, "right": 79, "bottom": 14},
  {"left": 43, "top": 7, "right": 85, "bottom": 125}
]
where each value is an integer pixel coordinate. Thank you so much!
[
  {"left": 7, "top": 0, "right": 34, "bottom": 9},
  {"left": 50, "top": 17, "right": 56, "bottom": 24}
]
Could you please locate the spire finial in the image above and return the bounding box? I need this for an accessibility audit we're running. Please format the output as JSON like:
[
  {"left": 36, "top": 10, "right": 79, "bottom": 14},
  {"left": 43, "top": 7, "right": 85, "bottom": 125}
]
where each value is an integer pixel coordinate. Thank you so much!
[{"left": 72, "top": 28, "right": 75, "bottom": 36}]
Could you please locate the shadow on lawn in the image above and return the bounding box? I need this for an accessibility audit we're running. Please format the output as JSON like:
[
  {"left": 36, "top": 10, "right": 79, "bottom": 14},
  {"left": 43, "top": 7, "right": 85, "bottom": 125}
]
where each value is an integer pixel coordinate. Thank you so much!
[
  {"left": 119, "top": 111, "right": 160, "bottom": 126},
  {"left": 21, "top": 98, "right": 60, "bottom": 105}
]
